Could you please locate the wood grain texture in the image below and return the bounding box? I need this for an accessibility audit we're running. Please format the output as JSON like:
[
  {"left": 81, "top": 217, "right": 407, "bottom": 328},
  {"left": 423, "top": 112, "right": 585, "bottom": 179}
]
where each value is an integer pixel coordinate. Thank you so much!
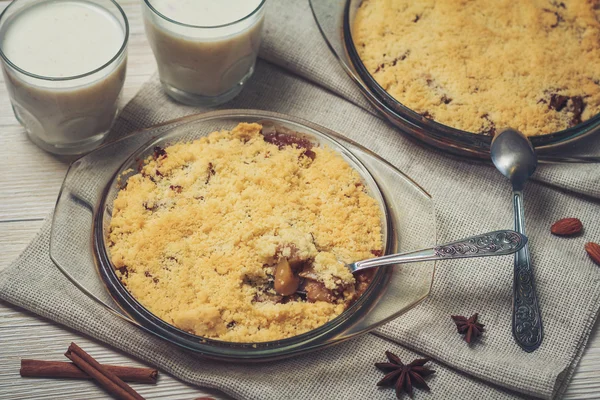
[
  {"left": 0, "top": 220, "right": 44, "bottom": 269},
  {"left": 0, "top": 1, "right": 597, "bottom": 399},
  {"left": 0, "top": 306, "right": 223, "bottom": 400}
]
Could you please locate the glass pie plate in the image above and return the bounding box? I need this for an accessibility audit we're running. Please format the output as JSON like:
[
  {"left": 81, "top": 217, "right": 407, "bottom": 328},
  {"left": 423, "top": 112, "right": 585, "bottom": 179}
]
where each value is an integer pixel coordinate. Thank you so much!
[
  {"left": 309, "top": 0, "right": 600, "bottom": 160},
  {"left": 49, "top": 109, "right": 436, "bottom": 361}
]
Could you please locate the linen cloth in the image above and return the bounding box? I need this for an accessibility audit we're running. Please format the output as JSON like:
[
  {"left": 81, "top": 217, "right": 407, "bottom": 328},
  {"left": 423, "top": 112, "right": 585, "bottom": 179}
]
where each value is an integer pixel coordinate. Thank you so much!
[{"left": 2, "top": 1, "right": 600, "bottom": 399}]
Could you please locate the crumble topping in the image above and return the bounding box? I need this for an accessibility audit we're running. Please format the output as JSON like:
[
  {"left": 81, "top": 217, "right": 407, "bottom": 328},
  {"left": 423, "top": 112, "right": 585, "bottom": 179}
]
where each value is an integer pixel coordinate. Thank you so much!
[
  {"left": 353, "top": 0, "right": 600, "bottom": 136},
  {"left": 108, "top": 123, "right": 383, "bottom": 342}
]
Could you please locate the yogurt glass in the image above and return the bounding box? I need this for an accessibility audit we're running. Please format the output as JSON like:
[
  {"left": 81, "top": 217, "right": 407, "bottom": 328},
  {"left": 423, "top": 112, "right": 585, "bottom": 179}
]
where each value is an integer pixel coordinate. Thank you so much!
[
  {"left": 142, "top": 0, "right": 266, "bottom": 106},
  {"left": 0, "top": 0, "right": 128, "bottom": 156}
]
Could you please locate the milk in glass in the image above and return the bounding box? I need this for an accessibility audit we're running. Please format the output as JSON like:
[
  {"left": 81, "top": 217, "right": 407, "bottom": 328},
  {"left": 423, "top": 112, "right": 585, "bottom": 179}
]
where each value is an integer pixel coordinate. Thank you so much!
[
  {"left": 0, "top": 0, "right": 128, "bottom": 155},
  {"left": 143, "top": 0, "right": 265, "bottom": 106}
]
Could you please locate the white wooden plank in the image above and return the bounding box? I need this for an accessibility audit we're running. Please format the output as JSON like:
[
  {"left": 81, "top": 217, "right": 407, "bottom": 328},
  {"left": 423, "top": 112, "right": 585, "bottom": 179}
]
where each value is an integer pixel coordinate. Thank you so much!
[
  {"left": 0, "top": 126, "right": 66, "bottom": 222},
  {"left": 0, "top": 220, "right": 44, "bottom": 270},
  {"left": 0, "top": 305, "right": 225, "bottom": 400},
  {"left": 565, "top": 323, "right": 600, "bottom": 399}
]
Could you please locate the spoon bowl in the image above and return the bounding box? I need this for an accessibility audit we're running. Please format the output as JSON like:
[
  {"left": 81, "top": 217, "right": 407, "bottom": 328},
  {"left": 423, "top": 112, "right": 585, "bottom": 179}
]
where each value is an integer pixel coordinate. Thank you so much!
[{"left": 491, "top": 129, "right": 538, "bottom": 191}]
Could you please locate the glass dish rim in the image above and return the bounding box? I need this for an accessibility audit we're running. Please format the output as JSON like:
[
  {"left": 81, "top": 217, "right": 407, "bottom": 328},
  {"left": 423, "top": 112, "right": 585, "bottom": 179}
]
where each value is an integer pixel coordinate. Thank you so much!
[
  {"left": 143, "top": 0, "right": 266, "bottom": 30},
  {"left": 0, "top": 0, "right": 130, "bottom": 82}
]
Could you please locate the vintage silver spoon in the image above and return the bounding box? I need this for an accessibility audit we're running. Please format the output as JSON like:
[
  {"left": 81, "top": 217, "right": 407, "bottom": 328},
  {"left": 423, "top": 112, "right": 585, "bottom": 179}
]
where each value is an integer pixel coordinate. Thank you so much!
[
  {"left": 286, "top": 230, "right": 527, "bottom": 297},
  {"left": 491, "top": 128, "right": 543, "bottom": 352},
  {"left": 347, "top": 230, "right": 527, "bottom": 272}
]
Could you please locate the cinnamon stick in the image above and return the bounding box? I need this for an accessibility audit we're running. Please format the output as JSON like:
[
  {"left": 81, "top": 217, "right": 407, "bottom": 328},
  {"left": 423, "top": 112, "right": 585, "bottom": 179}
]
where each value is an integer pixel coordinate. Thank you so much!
[
  {"left": 65, "top": 343, "right": 145, "bottom": 400},
  {"left": 20, "top": 360, "right": 158, "bottom": 384}
]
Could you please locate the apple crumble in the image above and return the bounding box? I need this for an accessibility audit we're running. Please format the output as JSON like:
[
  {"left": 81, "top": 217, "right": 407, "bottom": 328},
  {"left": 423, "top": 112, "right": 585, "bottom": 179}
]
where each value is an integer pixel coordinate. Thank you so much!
[
  {"left": 353, "top": 0, "right": 600, "bottom": 136},
  {"left": 108, "top": 123, "right": 383, "bottom": 342}
]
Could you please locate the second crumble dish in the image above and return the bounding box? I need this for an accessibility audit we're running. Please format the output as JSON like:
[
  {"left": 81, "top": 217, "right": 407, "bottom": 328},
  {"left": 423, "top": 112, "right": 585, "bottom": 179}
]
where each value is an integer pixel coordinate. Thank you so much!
[{"left": 353, "top": 0, "right": 600, "bottom": 136}]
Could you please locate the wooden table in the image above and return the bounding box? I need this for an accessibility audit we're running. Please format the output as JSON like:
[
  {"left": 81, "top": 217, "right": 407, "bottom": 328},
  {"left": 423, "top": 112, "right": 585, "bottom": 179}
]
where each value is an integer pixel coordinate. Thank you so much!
[{"left": 0, "top": 1, "right": 598, "bottom": 399}]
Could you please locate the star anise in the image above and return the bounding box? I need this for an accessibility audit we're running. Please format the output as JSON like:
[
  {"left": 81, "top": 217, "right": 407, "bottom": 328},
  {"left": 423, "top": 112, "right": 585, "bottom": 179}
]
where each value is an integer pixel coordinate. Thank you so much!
[
  {"left": 375, "top": 351, "right": 435, "bottom": 398},
  {"left": 451, "top": 313, "right": 485, "bottom": 344}
]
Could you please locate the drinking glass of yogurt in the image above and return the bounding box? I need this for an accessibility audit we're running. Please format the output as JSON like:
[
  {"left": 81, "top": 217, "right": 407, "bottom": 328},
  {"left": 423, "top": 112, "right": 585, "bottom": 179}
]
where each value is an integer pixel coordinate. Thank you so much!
[
  {"left": 143, "top": 0, "right": 266, "bottom": 106},
  {"left": 0, "top": 0, "right": 128, "bottom": 155}
]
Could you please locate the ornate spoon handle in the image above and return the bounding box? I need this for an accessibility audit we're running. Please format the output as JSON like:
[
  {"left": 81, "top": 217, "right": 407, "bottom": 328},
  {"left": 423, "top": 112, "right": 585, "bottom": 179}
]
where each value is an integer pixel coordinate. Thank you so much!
[
  {"left": 349, "top": 230, "right": 527, "bottom": 273},
  {"left": 512, "top": 191, "right": 543, "bottom": 352}
]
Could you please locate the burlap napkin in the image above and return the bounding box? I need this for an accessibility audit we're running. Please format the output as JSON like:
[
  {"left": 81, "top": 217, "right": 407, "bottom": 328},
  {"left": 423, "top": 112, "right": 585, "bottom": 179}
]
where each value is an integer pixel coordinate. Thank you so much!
[{"left": 2, "top": 1, "right": 599, "bottom": 399}]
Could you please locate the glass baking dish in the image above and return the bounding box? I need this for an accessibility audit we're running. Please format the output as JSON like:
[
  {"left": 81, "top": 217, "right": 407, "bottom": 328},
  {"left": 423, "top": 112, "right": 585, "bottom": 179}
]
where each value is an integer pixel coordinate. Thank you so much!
[
  {"left": 49, "top": 109, "right": 436, "bottom": 361},
  {"left": 309, "top": 0, "right": 600, "bottom": 160}
]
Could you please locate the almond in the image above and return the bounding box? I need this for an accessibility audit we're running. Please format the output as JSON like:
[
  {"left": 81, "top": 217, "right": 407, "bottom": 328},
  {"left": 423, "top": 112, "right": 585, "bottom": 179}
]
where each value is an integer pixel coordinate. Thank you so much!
[
  {"left": 584, "top": 242, "right": 600, "bottom": 266},
  {"left": 551, "top": 218, "right": 583, "bottom": 236}
]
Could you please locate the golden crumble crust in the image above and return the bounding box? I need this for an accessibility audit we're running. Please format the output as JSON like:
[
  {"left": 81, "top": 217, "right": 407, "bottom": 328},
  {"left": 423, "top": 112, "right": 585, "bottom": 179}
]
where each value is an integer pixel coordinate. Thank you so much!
[
  {"left": 108, "top": 123, "right": 383, "bottom": 342},
  {"left": 353, "top": 0, "right": 600, "bottom": 136}
]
